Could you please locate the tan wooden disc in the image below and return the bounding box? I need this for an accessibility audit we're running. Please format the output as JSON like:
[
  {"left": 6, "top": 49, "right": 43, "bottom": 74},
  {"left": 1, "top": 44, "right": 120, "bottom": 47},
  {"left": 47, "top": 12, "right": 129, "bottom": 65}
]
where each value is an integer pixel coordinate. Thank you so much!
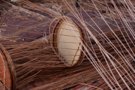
[{"left": 50, "top": 16, "right": 84, "bottom": 67}]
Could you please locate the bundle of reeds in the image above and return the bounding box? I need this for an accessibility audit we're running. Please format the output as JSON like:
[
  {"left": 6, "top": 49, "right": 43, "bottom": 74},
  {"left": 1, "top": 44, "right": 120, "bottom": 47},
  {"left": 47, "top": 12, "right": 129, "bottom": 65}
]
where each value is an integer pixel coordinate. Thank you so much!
[
  {"left": 0, "top": 15, "right": 86, "bottom": 89},
  {"left": 1, "top": 0, "right": 135, "bottom": 90},
  {"left": 5, "top": 28, "right": 135, "bottom": 89}
]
